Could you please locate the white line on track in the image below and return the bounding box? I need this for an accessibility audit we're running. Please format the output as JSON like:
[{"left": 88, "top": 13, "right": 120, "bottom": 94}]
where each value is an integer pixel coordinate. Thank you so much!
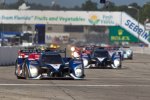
[
  {"left": 0, "top": 84, "right": 150, "bottom": 87},
  {"left": 86, "top": 77, "right": 150, "bottom": 80}
]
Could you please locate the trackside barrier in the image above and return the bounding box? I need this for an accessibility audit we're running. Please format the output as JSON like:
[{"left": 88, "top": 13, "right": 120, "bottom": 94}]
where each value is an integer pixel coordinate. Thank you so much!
[
  {"left": 0, "top": 46, "right": 149, "bottom": 66},
  {"left": 131, "top": 47, "right": 150, "bottom": 54},
  {"left": 0, "top": 46, "right": 24, "bottom": 66}
]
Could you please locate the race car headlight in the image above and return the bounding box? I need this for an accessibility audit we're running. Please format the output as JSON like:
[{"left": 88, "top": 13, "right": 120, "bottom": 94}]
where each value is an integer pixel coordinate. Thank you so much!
[
  {"left": 71, "top": 46, "right": 75, "bottom": 52},
  {"left": 74, "top": 65, "right": 82, "bottom": 77},
  {"left": 82, "top": 58, "right": 88, "bottom": 67},
  {"left": 50, "top": 44, "right": 54, "bottom": 48},
  {"left": 126, "top": 50, "right": 132, "bottom": 56},
  {"left": 73, "top": 52, "right": 80, "bottom": 58},
  {"left": 29, "top": 65, "right": 38, "bottom": 78},
  {"left": 114, "top": 59, "right": 120, "bottom": 67}
]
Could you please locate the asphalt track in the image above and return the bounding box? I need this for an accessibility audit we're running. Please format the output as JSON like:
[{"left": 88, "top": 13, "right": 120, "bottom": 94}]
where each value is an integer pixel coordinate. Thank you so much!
[{"left": 0, "top": 53, "right": 150, "bottom": 100}]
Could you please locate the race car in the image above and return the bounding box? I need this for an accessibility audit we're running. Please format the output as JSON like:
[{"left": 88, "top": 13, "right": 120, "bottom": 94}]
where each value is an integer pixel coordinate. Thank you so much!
[
  {"left": 107, "top": 47, "right": 124, "bottom": 61},
  {"left": 15, "top": 48, "right": 85, "bottom": 80},
  {"left": 88, "top": 48, "right": 122, "bottom": 69},
  {"left": 70, "top": 45, "right": 93, "bottom": 68},
  {"left": 71, "top": 46, "right": 122, "bottom": 69},
  {"left": 118, "top": 47, "right": 133, "bottom": 60}
]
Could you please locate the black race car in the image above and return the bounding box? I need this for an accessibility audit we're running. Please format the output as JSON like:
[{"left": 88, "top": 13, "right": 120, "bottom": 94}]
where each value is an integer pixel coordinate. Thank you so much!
[{"left": 89, "top": 48, "right": 122, "bottom": 69}]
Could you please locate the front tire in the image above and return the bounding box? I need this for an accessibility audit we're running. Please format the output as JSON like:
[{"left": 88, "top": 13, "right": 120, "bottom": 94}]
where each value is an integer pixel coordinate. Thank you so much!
[
  {"left": 23, "top": 63, "right": 30, "bottom": 79},
  {"left": 129, "top": 55, "right": 133, "bottom": 60},
  {"left": 15, "top": 65, "right": 22, "bottom": 79},
  {"left": 15, "top": 61, "right": 22, "bottom": 79}
]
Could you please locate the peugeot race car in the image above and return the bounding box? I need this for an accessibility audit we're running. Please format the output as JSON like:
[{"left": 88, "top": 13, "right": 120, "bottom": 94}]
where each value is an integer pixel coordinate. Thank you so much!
[
  {"left": 87, "top": 48, "right": 122, "bottom": 69},
  {"left": 15, "top": 48, "right": 85, "bottom": 80},
  {"left": 71, "top": 46, "right": 122, "bottom": 69},
  {"left": 70, "top": 45, "right": 93, "bottom": 68},
  {"left": 118, "top": 47, "right": 133, "bottom": 60}
]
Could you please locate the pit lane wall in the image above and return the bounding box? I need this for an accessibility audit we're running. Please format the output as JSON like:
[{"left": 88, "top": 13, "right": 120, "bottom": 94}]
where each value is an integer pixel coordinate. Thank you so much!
[
  {"left": 130, "top": 47, "right": 150, "bottom": 54},
  {"left": 0, "top": 46, "right": 23, "bottom": 66}
]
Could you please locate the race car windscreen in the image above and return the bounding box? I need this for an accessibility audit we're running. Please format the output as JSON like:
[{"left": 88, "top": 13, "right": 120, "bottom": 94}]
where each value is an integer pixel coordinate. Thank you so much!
[
  {"left": 86, "top": 47, "right": 93, "bottom": 50},
  {"left": 94, "top": 51, "right": 109, "bottom": 58},
  {"left": 41, "top": 54, "right": 63, "bottom": 64}
]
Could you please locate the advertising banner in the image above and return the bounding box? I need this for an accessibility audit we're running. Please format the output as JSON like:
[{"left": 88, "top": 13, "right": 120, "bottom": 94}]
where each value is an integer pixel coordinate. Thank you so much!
[
  {"left": 0, "top": 10, "right": 121, "bottom": 26},
  {"left": 109, "top": 26, "right": 139, "bottom": 43},
  {"left": 121, "top": 12, "right": 150, "bottom": 45},
  {"left": 45, "top": 33, "right": 70, "bottom": 44}
]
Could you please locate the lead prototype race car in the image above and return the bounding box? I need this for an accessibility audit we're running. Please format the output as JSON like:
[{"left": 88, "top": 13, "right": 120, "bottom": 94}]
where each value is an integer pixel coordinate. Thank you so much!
[{"left": 15, "top": 48, "right": 85, "bottom": 80}]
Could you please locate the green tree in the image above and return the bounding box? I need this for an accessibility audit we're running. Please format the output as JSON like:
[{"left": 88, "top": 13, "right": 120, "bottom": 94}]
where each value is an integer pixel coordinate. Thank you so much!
[
  {"left": 16, "top": 0, "right": 26, "bottom": 8},
  {"left": 51, "top": 4, "right": 61, "bottom": 10},
  {"left": 71, "top": 6, "right": 81, "bottom": 10},
  {"left": 7, "top": 0, "right": 26, "bottom": 9},
  {"left": 140, "top": 3, "right": 150, "bottom": 24},
  {"left": 127, "top": 3, "right": 141, "bottom": 20},
  {"left": 0, "top": 3, "right": 3, "bottom": 9},
  {"left": 100, "top": 1, "right": 117, "bottom": 11},
  {"left": 81, "top": 0, "right": 98, "bottom": 11},
  {"left": 0, "top": 0, "right": 7, "bottom": 9}
]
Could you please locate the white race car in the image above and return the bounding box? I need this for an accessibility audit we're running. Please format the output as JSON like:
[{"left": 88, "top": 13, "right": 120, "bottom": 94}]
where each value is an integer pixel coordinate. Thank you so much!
[{"left": 118, "top": 47, "right": 133, "bottom": 60}]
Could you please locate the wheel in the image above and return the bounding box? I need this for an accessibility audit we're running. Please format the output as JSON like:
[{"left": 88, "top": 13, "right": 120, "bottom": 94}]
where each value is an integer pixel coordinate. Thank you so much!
[
  {"left": 15, "top": 66, "right": 22, "bottom": 79},
  {"left": 15, "top": 61, "right": 22, "bottom": 79},
  {"left": 118, "top": 62, "right": 122, "bottom": 69},
  {"left": 118, "top": 59, "right": 122, "bottom": 69},
  {"left": 129, "top": 55, "right": 133, "bottom": 60},
  {"left": 15, "top": 63, "right": 18, "bottom": 75},
  {"left": 23, "top": 63, "right": 30, "bottom": 79}
]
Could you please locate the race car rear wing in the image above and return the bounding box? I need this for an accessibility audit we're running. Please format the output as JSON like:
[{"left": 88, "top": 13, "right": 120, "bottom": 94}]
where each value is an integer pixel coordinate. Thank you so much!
[
  {"left": 19, "top": 49, "right": 42, "bottom": 53},
  {"left": 19, "top": 48, "right": 67, "bottom": 57},
  {"left": 44, "top": 48, "right": 67, "bottom": 58}
]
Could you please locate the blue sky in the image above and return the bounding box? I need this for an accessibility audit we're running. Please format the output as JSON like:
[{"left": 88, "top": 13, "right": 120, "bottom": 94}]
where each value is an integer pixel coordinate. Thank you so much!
[{"left": 3, "top": 0, "right": 150, "bottom": 7}]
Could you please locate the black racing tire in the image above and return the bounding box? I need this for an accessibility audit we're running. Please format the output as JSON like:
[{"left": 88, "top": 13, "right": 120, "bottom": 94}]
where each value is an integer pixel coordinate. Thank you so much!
[
  {"left": 118, "top": 60, "right": 122, "bottom": 69},
  {"left": 15, "top": 60, "right": 18, "bottom": 75},
  {"left": 15, "top": 66, "right": 22, "bottom": 79},
  {"left": 15, "top": 61, "right": 22, "bottom": 79},
  {"left": 15, "top": 63, "right": 18, "bottom": 76},
  {"left": 23, "top": 63, "right": 30, "bottom": 79},
  {"left": 129, "top": 55, "right": 133, "bottom": 60},
  {"left": 118, "top": 64, "right": 122, "bottom": 69}
]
